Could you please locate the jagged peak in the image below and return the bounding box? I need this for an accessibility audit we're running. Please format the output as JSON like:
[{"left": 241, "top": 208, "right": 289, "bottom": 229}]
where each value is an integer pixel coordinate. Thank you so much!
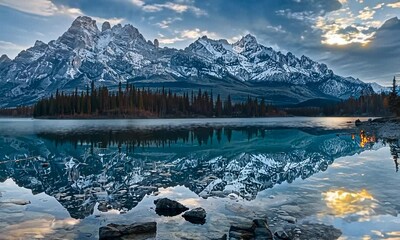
[
  {"left": 233, "top": 34, "right": 259, "bottom": 53},
  {"left": 300, "top": 55, "right": 311, "bottom": 61},
  {"left": 121, "top": 24, "right": 143, "bottom": 39},
  {"left": 70, "top": 16, "right": 99, "bottom": 32},
  {"left": 197, "top": 36, "right": 229, "bottom": 46},
  {"left": 112, "top": 23, "right": 122, "bottom": 30},
  {"left": 236, "top": 34, "right": 258, "bottom": 45},
  {"left": 34, "top": 40, "right": 47, "bottom": 48},
  {"left": 0, "top": 54, "right": 11, "bottom": 62},
  {"left": 217, "top": 39, "right": 229, "bottom": 45},
  {"left": 243, "top": 34, "right": 257, "bottom": 41},
  {"left": 102, "top": 21, "right": 111, "bottom": 32},
  {"left": 154, "top": 39, "right": 159, "bottom": 48}
]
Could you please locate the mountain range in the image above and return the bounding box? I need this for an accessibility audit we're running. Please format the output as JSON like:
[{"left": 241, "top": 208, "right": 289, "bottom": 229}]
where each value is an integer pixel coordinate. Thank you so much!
[
  {"left": 0, "top": 16, "right": 379, "bottom": 107},
  {"left": 0, "top": 127, "right": 373, "bottom": 219}
]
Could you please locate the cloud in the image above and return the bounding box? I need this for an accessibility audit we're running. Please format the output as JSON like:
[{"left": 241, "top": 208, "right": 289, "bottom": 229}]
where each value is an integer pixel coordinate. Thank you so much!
[
  {"left": 54, "top": 6, "right": 124, "bottom": 24},
  {"left": 0, "top": 0, "right": 58, "bottom": 16},
  {"left": 139, "top": 1, "right": 206, "bottom": 16},
  {"left": 358, "top": 7, "right": 375, "bottom": 20},
  {"left": 180, "top": 28, "right": 217, "bottom": 39},
  {"left": 387, "top": 2, "right": 400, "bottom": 8},
  {"left": 0, "top": 0, "right": 124, "bottom": 24},
  {"left": 313, "top": 5, "right": 380, "bottom": 46},
  {"left": 373, "top": 3, "right": 385, "bottom": 9},
  {"left": 0, "top": 40, "right": 29, "bottom": 58},
  {"left": 131, "top": 0, "right": 145, "bottom": 7},
  {"left": 142, "top": 4, "right": 162, "bottom": 12},
  {"left": 0, "top": 0, "right": 398, "bottom": 84},
  {"left": 158, "top": 37, "right": 183, "bottom": 44},
  {"left": 155, "top": 17, "right": 182, "bottom": 29},
  {"left": 318, "top": 17, "right": 400, "bottom": 83},
  {"left": 158, "top": 28, "right": 218, "bottom": 44}
]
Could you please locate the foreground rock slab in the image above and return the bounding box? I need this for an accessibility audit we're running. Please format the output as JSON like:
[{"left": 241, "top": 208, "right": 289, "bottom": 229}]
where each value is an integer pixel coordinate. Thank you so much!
[
  {"left": 154, "top": 198, "right": 189, "bottom": 216},
  {"left": 182, "top": 207, "right": 207, "bottom": 224},
  {"left": 99, "top": 222, "right": 156, "bottom": 240}
]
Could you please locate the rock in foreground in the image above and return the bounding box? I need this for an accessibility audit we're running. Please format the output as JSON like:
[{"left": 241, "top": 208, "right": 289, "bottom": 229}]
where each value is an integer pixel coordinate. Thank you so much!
[
  {"left": 99, "top": 222, "right": 156, "bottom": 240},
  {"left": 154, "top": 198, "right": 189, "bottom": 216},
  {"left": 229, "top": 219, "right": 273, "bottom": 240},
  {"left": 182, "top": 207, "right": 207, "bottom": 224}
]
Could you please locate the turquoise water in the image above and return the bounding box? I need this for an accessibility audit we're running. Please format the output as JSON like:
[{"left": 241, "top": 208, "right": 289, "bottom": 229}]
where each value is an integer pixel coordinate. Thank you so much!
[{"left": 0, "top": 117, "right": 398, "bottom": 239}]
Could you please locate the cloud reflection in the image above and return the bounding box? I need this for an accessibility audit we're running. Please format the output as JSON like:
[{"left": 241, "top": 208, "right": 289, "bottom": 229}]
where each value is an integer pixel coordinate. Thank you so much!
[
  {"left": 2, "top": 218, "right": 79, "bottom": 239},
  {"left": 322, "top": 189, "right": 375, "bottom": 217}
]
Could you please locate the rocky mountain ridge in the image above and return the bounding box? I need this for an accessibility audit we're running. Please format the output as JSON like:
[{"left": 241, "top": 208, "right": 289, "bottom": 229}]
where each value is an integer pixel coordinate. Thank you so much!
[{"left": 0, "top": 16, "right": 375, "bottom": 107}]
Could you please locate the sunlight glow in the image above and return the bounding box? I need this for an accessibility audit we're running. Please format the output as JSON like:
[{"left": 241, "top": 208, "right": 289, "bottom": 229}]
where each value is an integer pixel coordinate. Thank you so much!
[{"left": 323, "top": 189, "right": 374, "bottom": 216}]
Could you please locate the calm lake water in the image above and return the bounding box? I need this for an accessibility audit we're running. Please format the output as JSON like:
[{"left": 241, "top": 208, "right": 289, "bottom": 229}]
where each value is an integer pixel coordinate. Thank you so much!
[{"left": 0, "top": 117, "right": 399, "bottom": 239}]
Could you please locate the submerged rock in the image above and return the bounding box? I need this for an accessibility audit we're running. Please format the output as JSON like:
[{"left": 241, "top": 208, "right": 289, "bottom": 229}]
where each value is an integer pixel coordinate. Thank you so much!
[
  {"left": 274, "top": 228, "right": 290, "bottom": 240},
  {"left": 278, "top": 215, "right": 297, "bottom": 224},
  {"left": 182, "top": 207, "right": 206, "bottom": 224},
  {"left": 211, "top": 234, "right": 227, "bottom": 240},
  {"left": 229, "top": 219, "right": 273, "bottom": 240},
  {"left": 154, "top": 198, "right": 188, "bottom": 216},
  {"left": 253, "top": 219, "right": 273, "bottom": 240},
  {"left": 285, "top": 223, "right": 342, "bottom": 240},
  {"left": 99, "top": 222, "right": 156, "bottom": 240}
]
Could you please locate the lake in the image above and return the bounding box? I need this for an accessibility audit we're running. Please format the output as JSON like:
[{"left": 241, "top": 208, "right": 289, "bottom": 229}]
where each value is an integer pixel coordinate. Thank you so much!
[{"left": 0, "top": 117, "right": 399, "bottom": 239}]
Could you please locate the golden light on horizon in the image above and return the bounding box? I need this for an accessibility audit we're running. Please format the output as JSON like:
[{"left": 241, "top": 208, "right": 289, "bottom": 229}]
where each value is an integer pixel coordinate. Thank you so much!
[
  {"left": 321, "top": 31, "right": 374, "bottom": 46},
  {"left": 323, "top": 189, "right": 374, "bottom": 216}
]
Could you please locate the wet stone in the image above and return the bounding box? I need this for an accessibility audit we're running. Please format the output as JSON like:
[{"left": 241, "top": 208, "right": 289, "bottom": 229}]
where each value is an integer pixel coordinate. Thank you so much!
[
  {"left": 154, "top": 198, "right": 188, "bottom": 217},
  {"left": 182, "top": 207, "right": 207, "bottom": 224},
  {"left": 278, "top": 215, "right": 297, "bottom": 224},
  {"left": 253, "top": 219, "right": 273, "bottom": 240},
  {"left": 286, "top": 223, "right": 342, "bottom": 240},
  {"left": 99, "top": 222, "right": 157, "bottom": 240},
  {"left": 211, "top": 234, "right": 228, "bottom": 240},
  {"left": 229, "top": 219, "right": 273, "bottom": 240},
  {"left": 98, "top": 202, "right": 108, "bottom": 212},
  {"left": 274, "top": 228, "right": 291, "bottom": 240}
]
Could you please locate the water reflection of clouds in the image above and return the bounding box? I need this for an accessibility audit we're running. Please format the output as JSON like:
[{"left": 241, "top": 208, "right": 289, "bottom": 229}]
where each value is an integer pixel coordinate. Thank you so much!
[
  {"left": 322, "top": 189, "right": 376, "bottom": 218},
  {"left": 2, "top": 218, "right": 79, "bottom": 239}
]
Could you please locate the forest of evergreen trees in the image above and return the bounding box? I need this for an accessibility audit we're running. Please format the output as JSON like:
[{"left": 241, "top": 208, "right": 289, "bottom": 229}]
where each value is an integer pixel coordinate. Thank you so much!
[
  {"left": 286, "top": 93, "right": 391, "bottom": 117},
  {"left": 32, "top": 82, "right": 282, "bottom": 118},
  {"left": 0, "top": 81, "right": 394, "bottom": 118}
]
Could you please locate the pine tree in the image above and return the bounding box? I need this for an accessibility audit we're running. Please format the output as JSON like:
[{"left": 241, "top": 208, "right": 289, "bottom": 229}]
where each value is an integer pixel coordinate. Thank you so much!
[
  {"left": 389, "top": 76, "right": 398, "bottom": 116},
  {"left": 215, "top": 94, "right": 223, "bottom": 117}
]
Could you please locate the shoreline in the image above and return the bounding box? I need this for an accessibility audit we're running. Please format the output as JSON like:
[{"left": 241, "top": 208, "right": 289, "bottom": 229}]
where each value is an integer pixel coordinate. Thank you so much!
[{"left": 0, "top": 115, "right": 382, "bottom": 120}]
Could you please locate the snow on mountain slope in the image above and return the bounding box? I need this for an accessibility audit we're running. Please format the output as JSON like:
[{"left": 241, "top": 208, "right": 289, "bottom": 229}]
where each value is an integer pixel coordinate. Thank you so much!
[
  {"left": 369, "top": 82, "right": 390, "bottom": 93},
  {"left": 0, "top": 16, "right": 373, "bottom": 107}
]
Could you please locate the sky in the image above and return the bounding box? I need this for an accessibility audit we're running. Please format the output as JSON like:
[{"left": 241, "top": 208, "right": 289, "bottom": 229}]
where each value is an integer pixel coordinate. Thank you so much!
[{"left": 0, "top": 0, "right": 399, "bottom": 85}]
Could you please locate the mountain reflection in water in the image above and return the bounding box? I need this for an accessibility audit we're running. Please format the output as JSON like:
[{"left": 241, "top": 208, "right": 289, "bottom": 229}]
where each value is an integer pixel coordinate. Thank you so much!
[{"left": 0, "top": 124, "right": 398, "bottom": 220}]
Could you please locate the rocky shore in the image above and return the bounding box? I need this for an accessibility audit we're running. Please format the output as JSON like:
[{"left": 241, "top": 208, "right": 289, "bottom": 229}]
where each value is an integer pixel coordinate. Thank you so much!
[
  {"left": 356, "top": 117, "right": 400, "bottom": 139},
  {"left": 98, "top": 198, "right": 341, "bottom": 240}
]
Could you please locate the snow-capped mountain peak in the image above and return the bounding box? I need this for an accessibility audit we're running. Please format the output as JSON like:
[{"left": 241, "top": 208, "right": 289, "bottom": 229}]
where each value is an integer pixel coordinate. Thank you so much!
[
  {"left": 0, "top": 16, "right": 374, "bottom": 107},
  {"left": 233, "top": 34, "right": 258, "bottom": 53}
]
